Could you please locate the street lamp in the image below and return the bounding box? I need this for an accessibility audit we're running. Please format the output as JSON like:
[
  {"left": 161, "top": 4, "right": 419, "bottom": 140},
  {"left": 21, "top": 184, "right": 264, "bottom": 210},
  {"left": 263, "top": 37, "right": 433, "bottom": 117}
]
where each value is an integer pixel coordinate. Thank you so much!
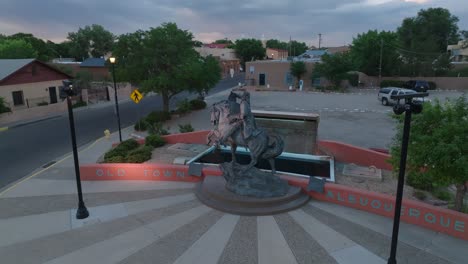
[
  {"left": 387, "top": 92, "right": 427, "bottom": 264},
  {"left": 61, "top": 81, "right": 89, "bottom": 219},
  {"left": 109, "top": 57, "right": 122, "bottom": 142}
]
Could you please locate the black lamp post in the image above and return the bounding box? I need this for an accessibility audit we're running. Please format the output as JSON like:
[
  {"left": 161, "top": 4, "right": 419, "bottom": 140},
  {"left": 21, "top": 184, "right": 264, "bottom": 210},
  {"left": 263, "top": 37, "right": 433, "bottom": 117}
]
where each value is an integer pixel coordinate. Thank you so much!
[
  {"left": 62, "top": 81, "right": 89, "bottom": 219},
  {"left": 109, "top": 57, "right": 122, "bottom": 142},
  {"left": 387, "top": 92, "right": 427, "bottom": 264}
]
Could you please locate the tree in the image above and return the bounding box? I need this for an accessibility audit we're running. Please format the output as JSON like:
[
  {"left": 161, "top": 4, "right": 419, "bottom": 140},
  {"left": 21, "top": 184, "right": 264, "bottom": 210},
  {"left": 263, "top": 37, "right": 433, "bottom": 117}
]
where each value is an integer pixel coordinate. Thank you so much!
[
  {"left": 289, "top": 40, "right": 308, "bottom": 56},
  {"left": 214, "top": 39, "right": 233, "bottom": 45},
  {"left": 0, "top": 39, "right": 37, "bottom": 59},
  {"left": 193, "top": 40, "right": 203, "bottom": 47},
  {"left": 290, "top": 61, "right": 307, "bottom": 87},
  {"left": 350, "top": 30, "right": 401, "bottom": 76},
  {"left": 186, "top": 55, "right": 222, "bottom": 97},
  {"left": 233, "top": 39, "right": 265, "bottom": 67},
  {"left": 396, "top": 8, "right": 459, "bottom": 76},
  {"left": 266, "top": 39, "right": 288, "bottom": 50},
  {"left": 67, "top": 24, "right": 115, "bottom": 60},
  {"left": 390, "top": 96, "right": 468, "bottom": 212},
  {"left": 313, "top": 53, "right": 355, "bottom": 87},
  {"left": 113, "top": 23, "right": 207, "bottom": 112},
  {"left": 7, "top": 33, "right": 56, "bottom": 61}
]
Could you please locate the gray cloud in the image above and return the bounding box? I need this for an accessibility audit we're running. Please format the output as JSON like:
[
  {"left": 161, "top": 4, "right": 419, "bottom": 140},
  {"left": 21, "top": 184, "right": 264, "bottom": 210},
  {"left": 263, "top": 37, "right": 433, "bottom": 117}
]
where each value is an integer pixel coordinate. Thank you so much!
[{"left": 0, "top": 0, "right": 467, "bottom": 46}]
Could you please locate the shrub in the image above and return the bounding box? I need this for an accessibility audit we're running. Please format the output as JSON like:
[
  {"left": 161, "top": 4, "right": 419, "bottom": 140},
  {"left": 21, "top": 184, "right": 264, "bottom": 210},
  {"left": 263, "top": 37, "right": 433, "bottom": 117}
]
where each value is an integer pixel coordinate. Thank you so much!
[
  {"left": 179, "top": 123, "right": 194, "bottom": 133},
  {"left": 147, "top": 122, "right": 170, "bottom": 135},
  {"left": 126, "top": 146, "right": 152, "bottom": 163},
  {"left": 176, "top": 99, "right": 192, "bottom": 114},
  {"left": 0, "top": 97, "right": 11, "bottom": 114},
  {"left": 433, "top": 189, "right": 451, "bottom": 201},
  {"left": 346, "top": 73, "right": 359, "bottom": 87},
  {"left": 145, "top": 134, "right": 166, "bottom": 148},
  {"left": 104, "top": 148, "right": 128, "bottom": 160},
  {"left": 117, "top": 139, "right": 139, "bottom": 151},
  {"left": 104, "top": 155, "right": 126, "bottom": 163},
  {"left": 189, "top": 99, "right": 207, "bottom": 110},
  {"left": 428, "top": 81, "right": 437, "bottom": 90},
  {"left": 72, "top": 101, "right": 87, "bottom": 108},
  {"left": 134, "top": 119, "right": 148, "bottom": 131},
  {"left": 413, "top": 190, "right": 427, "bottom": 200},
  {"left": 380, "top": 80, "right": 405, "bottom": 88},
  {"left": 37, "top": 101, "right": 49, "bottom": 106},
  {"left": 146, "top": 111, "right": 171, "bottom": 124},
  {"left": 406, "top": 172, "right": 433, "bottom": 191}
]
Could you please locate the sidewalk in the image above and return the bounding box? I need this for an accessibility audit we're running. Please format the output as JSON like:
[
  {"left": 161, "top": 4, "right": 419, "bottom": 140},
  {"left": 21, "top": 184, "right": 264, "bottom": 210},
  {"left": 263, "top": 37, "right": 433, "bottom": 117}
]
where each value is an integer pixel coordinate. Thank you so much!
[{"left": 0, "top": 90, "right": 467, "bottom": 264}]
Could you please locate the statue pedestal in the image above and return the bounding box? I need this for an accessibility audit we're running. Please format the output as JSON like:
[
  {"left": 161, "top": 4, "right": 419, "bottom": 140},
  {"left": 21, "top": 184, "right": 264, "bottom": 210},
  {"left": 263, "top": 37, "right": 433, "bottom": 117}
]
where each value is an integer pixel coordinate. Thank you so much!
[
  {"left": 220, "top": 162, "right": 289, "bottom": 198},
  {"left": 195, "top": 176, "right": 309, "bottom": 216}
]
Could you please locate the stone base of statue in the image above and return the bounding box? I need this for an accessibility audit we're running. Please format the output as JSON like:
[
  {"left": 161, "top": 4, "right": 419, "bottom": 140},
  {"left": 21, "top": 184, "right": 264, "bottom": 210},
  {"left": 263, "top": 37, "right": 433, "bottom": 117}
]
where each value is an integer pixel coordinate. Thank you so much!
[
  {"left": 195, "top": 164, "right": 310, "bottom": 216},
  {"left": 221, "top": 162, "right": 289, "bottom": 198}
]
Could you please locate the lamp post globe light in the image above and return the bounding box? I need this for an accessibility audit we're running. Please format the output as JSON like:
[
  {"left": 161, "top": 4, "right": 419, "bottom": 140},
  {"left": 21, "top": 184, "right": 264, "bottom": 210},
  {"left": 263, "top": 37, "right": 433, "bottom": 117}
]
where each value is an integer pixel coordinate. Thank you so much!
[
  {"left": 61, "top": 81, "right": 89, "bottom": 219},
  {"left": 387, "top": 92, "right": 427, "bottom": 264},
  {"left": 109, "top": 57, "right": 122, "bottom": 142}
]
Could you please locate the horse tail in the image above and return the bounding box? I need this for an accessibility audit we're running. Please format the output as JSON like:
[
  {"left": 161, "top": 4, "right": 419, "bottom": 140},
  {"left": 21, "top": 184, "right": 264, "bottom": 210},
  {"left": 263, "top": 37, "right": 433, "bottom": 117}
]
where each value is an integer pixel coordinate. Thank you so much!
[{"left": 261, "top": 134, "right": 284, "bottom": 160}]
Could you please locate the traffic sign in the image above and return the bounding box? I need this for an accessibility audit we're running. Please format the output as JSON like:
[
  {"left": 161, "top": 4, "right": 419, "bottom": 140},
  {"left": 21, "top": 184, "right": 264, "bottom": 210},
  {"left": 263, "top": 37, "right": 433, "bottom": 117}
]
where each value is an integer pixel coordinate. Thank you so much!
[{"left": 130, "top": 89, "right": 143, "bottom": 104}]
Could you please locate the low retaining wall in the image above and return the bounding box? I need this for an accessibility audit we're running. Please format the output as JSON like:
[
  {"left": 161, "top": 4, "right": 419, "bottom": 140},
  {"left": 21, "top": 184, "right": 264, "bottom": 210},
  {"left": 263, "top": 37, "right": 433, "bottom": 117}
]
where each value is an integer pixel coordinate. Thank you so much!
[
  {"left": 318, "top": 140, "right": 392, "bottom": 170},
  {"left": 88, "top": 132, "right": 466, "bottom": 240},
  {"left": 286, "top": 176, "right": 468, "bottom": 241}
]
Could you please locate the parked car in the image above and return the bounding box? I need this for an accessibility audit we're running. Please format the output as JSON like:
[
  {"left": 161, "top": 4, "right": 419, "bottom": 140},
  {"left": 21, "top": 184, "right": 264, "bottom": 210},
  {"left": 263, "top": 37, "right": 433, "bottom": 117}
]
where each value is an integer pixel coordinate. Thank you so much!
[
  {"left": 403, "top": 80, "right": 429, "bottom": 92},
  {"left": 378, "top": 87, "right": 429, "bottom": 106}
]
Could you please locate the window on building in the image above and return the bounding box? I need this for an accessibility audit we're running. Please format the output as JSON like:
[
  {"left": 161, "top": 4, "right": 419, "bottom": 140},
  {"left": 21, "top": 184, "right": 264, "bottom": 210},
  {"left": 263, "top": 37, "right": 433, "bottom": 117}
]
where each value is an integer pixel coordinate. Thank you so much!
[
  {"left": 12, "top": 91, "right": 24, "bottom": 106},
  {"left": 313, "top": 78, "right": 321, "bottom": 86}
]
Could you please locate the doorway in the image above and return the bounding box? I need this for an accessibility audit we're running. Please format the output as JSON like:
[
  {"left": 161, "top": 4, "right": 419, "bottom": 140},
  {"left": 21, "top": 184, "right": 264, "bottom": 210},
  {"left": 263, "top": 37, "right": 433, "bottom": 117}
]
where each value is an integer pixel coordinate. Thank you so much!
[
  {"left": 259, "top": 73, "right": 266, "bottom": 86},
  {"left": 49, "top": 87, "right": 57, "bottom": 104}
]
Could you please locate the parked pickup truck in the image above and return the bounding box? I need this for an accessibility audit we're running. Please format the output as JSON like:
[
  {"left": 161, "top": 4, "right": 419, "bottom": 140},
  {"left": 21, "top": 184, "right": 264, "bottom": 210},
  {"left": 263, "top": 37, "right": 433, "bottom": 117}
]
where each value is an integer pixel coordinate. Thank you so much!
[{"left": 378, "top": 87, "right": 429, "bottom": 106}]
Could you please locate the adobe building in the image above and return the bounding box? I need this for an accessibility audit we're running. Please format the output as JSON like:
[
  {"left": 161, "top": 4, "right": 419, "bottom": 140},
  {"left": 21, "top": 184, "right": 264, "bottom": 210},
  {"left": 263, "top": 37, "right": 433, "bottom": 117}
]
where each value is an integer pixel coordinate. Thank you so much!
[
  {"left": 266, "top": 48, "right": 288, "bottom": 60},
  {"left": 0, "top": 59, "right": 72, "bottom": 110},
  {"left": 245, "top": 60, "right": 316, "bottom": 90}
]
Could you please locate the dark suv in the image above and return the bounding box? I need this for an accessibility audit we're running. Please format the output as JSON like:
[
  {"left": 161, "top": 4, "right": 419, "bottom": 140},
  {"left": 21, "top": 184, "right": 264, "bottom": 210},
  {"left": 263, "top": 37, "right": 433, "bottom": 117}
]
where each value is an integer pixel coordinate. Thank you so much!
[{"left": 404, "top": 80, "right": 429, "bottom": 92}]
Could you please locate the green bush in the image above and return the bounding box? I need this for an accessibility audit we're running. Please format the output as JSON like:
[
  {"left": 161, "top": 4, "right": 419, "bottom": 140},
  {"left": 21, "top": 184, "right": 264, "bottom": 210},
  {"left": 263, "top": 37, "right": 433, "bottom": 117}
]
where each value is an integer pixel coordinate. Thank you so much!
[
  {"left": 179, "top": 123, "right": 194, "bottom": 133},
  {"left": 0, "top": 97, "right": 11, "bottom": 114},
  {"left": 104, "top": 156, "right": 126, "bottom": 163},
  {"left": 406, "top": 173, "right": 433, "bottom": 191},
  {"left": 72, "top": 101, "right": 87, "bottom": 108},
  {"left": 147, "top": 122, "right": 170, "bottom": 135},
  {"left": 117, "top": 139, "right": 139, "bottom": 151},
  {"left": 126, "top": 146, "right": 153, "bottom": 163},
  {"left": 104, "top": 148, "right": 128, "bottom": 160},
  {"left": 433, "top": 189, "right": 452, "bottom": 201},
  {"left": 413, "top": 190, "right": 427, "bottom": 200},
  {"left": 37, "top": 101, "right": 49, "bottom": 106},
  {"left": 428, "top": 81, "right": 437, "bottom": 90},
  {"left": 146, "top": 111, "right": 171, "bottom": 124},
  {"left": 346, "top": 73, "right": 359, "bottom": 87},
  {"left": 176, "top": 99, "right": 192, "bottom": 114},
  {"left": 380, "top": 80, "right": 406, "bottom": 88},
  {"left": 134, "top": 119, "right": 148, "bottom": 131},
  {"left": 145, "top": 134, "right": 166, "bottom": 147},
  {"left": 189, "top": 99, "right": 207, "bottom": 110}
]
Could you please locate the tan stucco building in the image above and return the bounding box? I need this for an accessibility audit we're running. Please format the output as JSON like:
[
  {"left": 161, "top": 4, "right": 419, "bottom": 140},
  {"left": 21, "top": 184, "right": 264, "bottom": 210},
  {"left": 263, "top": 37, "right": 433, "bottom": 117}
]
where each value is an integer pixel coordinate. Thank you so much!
[
  {"left": 0, "top": 59, "right": 71, "bottom": 110},
  {"left": 195, "top": 47, "right": 237, "bottom": 60},
  {"left": 448, "top": 41, "right": 468, "bottom": 62},
  {"left": 266, "top": 48, "right": 288, "bottom": 60},
  {"left": 245, "top": 60, "right": 316, "bottom": 90}
]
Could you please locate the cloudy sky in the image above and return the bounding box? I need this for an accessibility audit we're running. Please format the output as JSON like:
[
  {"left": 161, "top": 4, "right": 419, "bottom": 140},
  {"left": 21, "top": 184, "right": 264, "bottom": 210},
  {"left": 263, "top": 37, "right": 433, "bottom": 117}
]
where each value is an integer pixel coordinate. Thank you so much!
[{"left": 1, "top": 0, "right": 467, "bottom": 46}]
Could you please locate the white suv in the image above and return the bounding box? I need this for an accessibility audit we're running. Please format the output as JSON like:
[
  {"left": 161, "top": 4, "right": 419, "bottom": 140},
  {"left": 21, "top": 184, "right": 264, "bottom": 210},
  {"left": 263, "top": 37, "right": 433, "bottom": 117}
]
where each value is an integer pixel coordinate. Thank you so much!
[{"left": 378, "top": 87, "right": 428, "bottom": 106}]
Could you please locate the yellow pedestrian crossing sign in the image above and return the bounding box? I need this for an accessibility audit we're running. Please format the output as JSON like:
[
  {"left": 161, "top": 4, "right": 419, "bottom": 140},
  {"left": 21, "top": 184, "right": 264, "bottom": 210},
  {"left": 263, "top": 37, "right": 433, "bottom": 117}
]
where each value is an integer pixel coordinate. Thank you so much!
[{"left": 130, "top": 89, "right": 143, "bottom": 104}]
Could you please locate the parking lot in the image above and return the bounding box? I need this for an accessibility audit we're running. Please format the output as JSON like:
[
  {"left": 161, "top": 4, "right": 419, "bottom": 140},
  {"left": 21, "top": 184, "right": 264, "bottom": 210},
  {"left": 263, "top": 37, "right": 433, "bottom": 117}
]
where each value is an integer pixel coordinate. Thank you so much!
[{"left": 247, "top": 89, "right": 465, "bottom": 149}]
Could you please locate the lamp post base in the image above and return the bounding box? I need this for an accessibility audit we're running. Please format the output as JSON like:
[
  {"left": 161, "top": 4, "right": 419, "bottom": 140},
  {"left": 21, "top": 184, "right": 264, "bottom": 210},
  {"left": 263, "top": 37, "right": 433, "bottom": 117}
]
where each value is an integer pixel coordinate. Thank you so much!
[
  {"left": 76, "top": 201, "right": 89, "bottom": 219},
  {"left": 388, "top": 258, "right": 397, "bottom": 264}
]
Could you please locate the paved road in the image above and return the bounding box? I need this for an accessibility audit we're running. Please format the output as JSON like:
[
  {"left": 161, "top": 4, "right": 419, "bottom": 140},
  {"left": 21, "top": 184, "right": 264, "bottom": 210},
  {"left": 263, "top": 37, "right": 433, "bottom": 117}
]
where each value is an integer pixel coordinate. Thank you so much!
[
  {"left": 0, "top": 74, "right": 244, "bottom": 189},
  {"left": 250, "top": 89, "right": 465, "bottom": 149}
]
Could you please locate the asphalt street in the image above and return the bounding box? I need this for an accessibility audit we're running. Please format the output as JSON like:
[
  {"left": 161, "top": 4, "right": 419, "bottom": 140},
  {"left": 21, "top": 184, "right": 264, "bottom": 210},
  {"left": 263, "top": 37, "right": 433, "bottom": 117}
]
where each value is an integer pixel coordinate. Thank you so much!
[{"left": 0, "top": 74, "right": 244, "bottom": 189}]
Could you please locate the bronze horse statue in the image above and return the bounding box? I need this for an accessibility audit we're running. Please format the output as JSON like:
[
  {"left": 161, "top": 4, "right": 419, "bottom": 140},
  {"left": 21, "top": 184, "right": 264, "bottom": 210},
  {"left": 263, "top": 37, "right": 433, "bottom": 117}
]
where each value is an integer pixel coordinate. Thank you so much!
[{"left": 207, "top": 92, "right": 284, "bottom": 173}]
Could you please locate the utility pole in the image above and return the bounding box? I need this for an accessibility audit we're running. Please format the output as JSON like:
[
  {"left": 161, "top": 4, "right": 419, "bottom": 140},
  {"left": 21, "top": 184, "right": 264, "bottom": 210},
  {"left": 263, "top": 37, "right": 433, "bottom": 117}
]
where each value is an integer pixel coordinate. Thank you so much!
[
  {"left": 318, "top": 33, "right": 322, "bottom": 49},
  {"left": 379, "top": 39, "right": 383, "bottom": 84},
  {"left": 289, "top": 36, "right": 292, "bottom": 57}
]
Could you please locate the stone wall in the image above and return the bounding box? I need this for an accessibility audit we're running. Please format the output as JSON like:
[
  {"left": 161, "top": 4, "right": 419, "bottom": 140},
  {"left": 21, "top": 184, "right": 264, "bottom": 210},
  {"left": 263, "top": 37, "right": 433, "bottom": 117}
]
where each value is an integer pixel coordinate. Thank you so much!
[{"left": 253, "top": 110, "right": 319, "bottom": 154}]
